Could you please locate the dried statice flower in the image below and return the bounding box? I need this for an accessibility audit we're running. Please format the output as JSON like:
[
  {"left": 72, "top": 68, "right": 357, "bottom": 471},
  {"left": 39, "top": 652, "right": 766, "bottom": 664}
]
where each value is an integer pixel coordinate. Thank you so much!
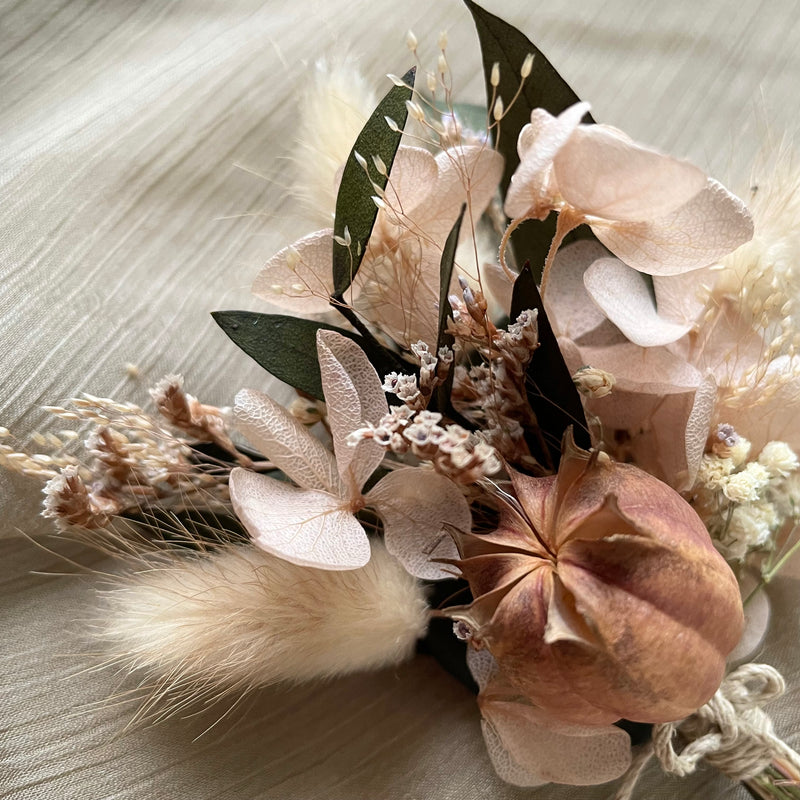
[
  {"left": 382, "top": 342, "right": 453, "bottom": 412},
  {"left": 42, "top": 465, "right": 118, "bottom": 529},
  {"left": 348, "top": 406, "right": 501, "bottom": 484},
  {"left": 447, "top": 284, "right": 540, "bottom": 463}
]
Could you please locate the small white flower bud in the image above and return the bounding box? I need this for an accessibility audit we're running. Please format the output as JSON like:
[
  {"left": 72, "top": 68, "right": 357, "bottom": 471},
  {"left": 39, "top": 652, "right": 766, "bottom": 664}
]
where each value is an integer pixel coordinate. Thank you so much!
[
  {"left": 405, "top": 30, "right": 418, "bottom": 52},
  {"left": 520, "top": 53, "right": 534, "bottom": 78},
  {"left": 490, "top": 62, "right": 500, "bottom": 87},
  {"left": 492, "top": 96, "right": 504, "bottom": 121}
]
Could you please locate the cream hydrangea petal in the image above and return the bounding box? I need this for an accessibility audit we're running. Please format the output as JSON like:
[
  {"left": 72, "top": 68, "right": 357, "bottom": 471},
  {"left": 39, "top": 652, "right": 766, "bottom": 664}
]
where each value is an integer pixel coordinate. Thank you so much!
[
  {"left": 584, "top": 258, "right": 693, "bottom": 346},
  {"left": 504, "top": 102, "right": 590, "bottom": 220},
  {"left": 417, "top": 144, "right": 505, "bottom": 242},
  {"left": 355, "top": 245, "right": 441, "bottom": 349},
  {"left": 652, "top": 267, "right": 714, "bottom": 324},
  {"left": 480, "top": 262, "right": 514, "bottom": 317},
  {"left": 234, "top": 388, "right": 342, "bottom": 495},
  {"left": 479, "top": 693, "right": 632, "bottom": 786},
  {"left": 317, "top": 330, "right": 388, "bottom": 494},
  {"left": 382, "top": 146, "right": 439, "bottom": 220},
  {"left": 555, "top": 125, "right": 706, "bottom": 222},
  {"left": 545, "top": 240, "right": 610, "bottom": 339},
  {"left": 367, "top": 467, "right": 469, "bottom": 580},
  {"left": 229, "top": 469, "right": 370, "bottom": 570},
  {"left": 683, "top": 374, "right": 717, "bottom": 491},
  {"left": 592, "top": 179, "right": 754, "bottom": 275},
  {"left": 252, "top": 228, "right": 336, "bottom": 312}
]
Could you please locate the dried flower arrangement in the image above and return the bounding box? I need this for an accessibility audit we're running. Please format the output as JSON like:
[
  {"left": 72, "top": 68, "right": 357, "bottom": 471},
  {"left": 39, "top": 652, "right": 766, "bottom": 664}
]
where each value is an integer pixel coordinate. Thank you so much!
[{"left": 3, "top": 1, "right": 800, "bottom": 796}]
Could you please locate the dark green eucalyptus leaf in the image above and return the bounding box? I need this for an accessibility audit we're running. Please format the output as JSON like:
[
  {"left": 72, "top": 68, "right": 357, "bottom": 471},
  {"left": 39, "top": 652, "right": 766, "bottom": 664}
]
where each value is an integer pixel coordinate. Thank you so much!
[
  {"left": 434, "top": 205, "right": 465, "bottom": 418},
  {"left": 332, "top": 67, "right": 416, "bottom": 299},
  {"left": 212, "top": 311, "right": 359, "bottom": 400},
  {"left": 464, "top": 0, "right": 593, "bottom": 194},
  {"left": 465, "top": 0, "right": 596, "bottom": 283},
  {"left": 437, "top": 204, "right": 465, "bottom": 353},
  {"left": 510, "top": 263, "right": 591, "bottom": 469}
]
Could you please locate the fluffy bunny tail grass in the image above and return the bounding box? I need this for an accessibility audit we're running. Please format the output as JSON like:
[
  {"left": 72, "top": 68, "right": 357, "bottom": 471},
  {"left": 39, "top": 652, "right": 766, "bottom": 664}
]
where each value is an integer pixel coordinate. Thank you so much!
[
  {"left": 293, "top": 57, "right": 377, "bottom": 226},
  {"left": 100, "top": 540, "right": 429, "bottom": 704}
]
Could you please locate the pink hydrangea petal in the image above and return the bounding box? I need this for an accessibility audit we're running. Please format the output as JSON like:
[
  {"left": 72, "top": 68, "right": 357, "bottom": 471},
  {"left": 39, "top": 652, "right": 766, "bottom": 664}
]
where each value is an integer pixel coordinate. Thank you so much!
[
  {"left": 683, "top": 374, "right": 716, "bottom": 491},
  {"left": 417, "top": 144, "right": 504, "bottom": 243},
  {"left": 480, "top": 262, "right": 514, "bottom": 318},
  {"left": 354, "top": 245, "right": 440, "bottom": 348},
  {"left": 252, "top": 229, "right": 336, "bottom": 312},
  {"left": 317, "top": 330, "right": 388, "bottom": 494},
  {"left": 383, "top": 146, "right": 439, "bottom": 219},
  {"left": 479, "top": 693, "right": 632, "bottom": 786},
  {"left": 555, "top": 125, "right": 706, "bottom": 221},
  {"left": 545, "top": 240, "right": 611, "bottom": 339},
  {"left": 229, "top": 469, "right": 370, "bottom": 570},
  {"left": 567, "top": 341, "right": 702, "bottom": 395},
  {"left": 504, "top": 102, "right": 590, "bottom": 220},
  {"left": 592, "top": 178, "right": 754, "bottom": 275},
  {"left": 234, "top": 388, "right": 342, "bottom": 494},
  {"left": 584, "top": 258, "right": 693, "bottom": 346},
  {"left": 653, "top": 267, "right": 714, "bottom": 325},
  {"left": 367, "top": 467, "right": 470, "bottom": 581}
]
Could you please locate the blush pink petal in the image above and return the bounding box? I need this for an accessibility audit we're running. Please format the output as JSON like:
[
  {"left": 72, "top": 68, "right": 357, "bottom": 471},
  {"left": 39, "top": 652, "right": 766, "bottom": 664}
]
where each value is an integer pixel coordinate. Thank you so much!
[
  {"left": 317, "top": 330, "right": 388, "bottom": 495},
  {"left": 367, "top": 467, "right": 469, "bottom": 581},
  {"left": 545, "top": 241, "right": 610, "bottom": 339},
  {"left": 229, "top": 469, "right": 371, "bottom": 570},
  {"left": 504, "top": 102, "right": 590, "bottom": 220},
  {"left": 479, "top": 694, "right": 632, "bottom": 786},
  {"left": 252, "top": 228, "right": 336, "bottom": 312},
  {"left": 382, "top": 146, "right": 439, "bottom": 219},
  {"left": 555, "top": 125, "right": 706, "bottom": 222},
  {"left": 234, "top": 388, "right": 342, "bottom": 495},
  {"left": 593, "top": 179, "right": 754, "bottom": 275},
  {"left": 415, "top": 144, "right": 505, "bottom": 242},
  {"left": 584, "top": 258, "right": 693, "bottom": 346}
]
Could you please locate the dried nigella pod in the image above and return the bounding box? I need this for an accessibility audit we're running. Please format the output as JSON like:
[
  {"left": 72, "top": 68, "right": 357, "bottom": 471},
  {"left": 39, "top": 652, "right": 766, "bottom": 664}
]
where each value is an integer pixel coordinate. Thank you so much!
[{"left": 447, "top": 432, "right": 744, "bottom": 726}]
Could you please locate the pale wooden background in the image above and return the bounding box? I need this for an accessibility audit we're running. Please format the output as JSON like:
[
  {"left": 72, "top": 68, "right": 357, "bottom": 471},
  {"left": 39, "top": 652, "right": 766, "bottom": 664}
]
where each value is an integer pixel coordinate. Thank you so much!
[{"left": 2, "top": 1, "right": 798, "bottom": 798}]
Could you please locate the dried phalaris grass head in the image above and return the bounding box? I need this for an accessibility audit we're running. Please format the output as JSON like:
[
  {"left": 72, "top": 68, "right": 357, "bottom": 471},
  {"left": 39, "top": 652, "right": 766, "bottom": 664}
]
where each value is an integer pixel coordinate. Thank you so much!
[{"left": 446, "top": 432, "right": 744, "bottom": 726}]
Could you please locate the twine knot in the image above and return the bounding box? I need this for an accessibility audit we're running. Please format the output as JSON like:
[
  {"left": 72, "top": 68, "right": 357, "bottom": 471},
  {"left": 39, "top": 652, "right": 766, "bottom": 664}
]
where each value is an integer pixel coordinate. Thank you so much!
[
  {"left": 614, "top": 663, "right": 800, "bottom": 800},
  {"left": 653, "top": 663, "right": 788, "bottom": 779}
]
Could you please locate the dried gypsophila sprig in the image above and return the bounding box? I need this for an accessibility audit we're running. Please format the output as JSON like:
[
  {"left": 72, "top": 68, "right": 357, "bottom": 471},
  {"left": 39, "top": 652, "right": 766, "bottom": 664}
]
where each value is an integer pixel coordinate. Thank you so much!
[{"left": 690, "top": 423, "right": 800, "bottom": 566}]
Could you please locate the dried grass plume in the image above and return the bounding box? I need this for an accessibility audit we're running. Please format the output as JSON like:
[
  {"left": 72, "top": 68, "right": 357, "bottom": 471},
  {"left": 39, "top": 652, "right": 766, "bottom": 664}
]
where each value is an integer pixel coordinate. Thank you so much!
[{"left": 100, "top": 539, "right": 429, "bottom": 716}]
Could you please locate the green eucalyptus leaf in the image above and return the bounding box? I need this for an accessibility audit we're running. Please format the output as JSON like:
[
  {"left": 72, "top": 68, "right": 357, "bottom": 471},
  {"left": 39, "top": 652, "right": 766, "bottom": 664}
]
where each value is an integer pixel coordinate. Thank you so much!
[
  {"left": 464, "top": 0, "right": 596, "bottom": 283},
  {"left": 211, "top": 311, "right": 359, "bottom": 400},
  {"left": 464, "top": 0, "right": 593, "bottom": 194},
  {"left": 510, "top": 263, "right": 591, "bottom": 469},
  {"left": 434, "top": 205, "right": 465, "bottom": 418},
  {"left": 332, "top": 67, "right": 416, "bottom": 299},
  {"left": 437, "top": 204, "right": 465, "bottom": 353}
]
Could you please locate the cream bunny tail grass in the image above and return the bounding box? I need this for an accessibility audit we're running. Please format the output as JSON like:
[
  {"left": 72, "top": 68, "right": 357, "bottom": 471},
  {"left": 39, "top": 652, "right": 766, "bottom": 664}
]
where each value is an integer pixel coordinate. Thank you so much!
[
  {"left": 292, "top": 57, "right": 377, "bottom": 225},
  {"left": 100, "top": 540, "right": 428, "bottom": 715}
]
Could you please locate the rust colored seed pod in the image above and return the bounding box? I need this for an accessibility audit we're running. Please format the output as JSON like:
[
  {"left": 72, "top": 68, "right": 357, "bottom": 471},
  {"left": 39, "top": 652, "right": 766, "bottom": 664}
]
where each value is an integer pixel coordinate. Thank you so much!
[{"left": 449, "top": 435, "right": 744, "bottom": 726}]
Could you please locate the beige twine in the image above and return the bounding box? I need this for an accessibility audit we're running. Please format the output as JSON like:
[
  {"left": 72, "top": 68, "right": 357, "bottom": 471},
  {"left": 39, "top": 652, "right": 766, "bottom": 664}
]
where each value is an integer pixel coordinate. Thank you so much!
[{"left": 614, "top": 663, "right": 800, "bottom": 800}]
